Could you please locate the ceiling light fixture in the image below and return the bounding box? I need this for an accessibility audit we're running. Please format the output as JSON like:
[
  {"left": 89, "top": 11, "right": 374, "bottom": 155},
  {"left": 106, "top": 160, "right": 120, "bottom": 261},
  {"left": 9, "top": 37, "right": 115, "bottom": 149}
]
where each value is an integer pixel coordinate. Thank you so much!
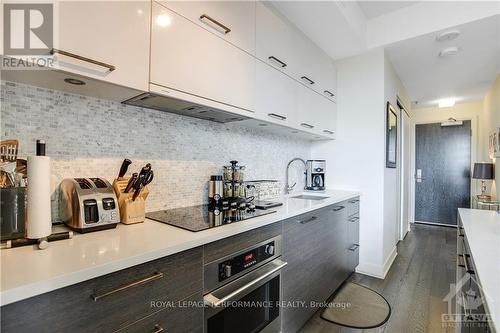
[
  {"left": 436, "top": 30, "right": 460, "bottom": 42},
  {"left": 438, "top": 98, "right": 455, "bottom": 108},
  {"left": 439, "top": 46, "right": 459, "bottom": 57}
]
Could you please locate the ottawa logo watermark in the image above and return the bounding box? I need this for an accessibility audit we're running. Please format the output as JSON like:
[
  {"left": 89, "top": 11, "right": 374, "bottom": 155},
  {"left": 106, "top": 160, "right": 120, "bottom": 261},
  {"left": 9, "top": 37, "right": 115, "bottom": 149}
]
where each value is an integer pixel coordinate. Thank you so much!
[
  {"left": 2, "top": 3, "right": 54, "bottom": 70},
  {"left": 441, "top": 273, "right": 492, "bottom": 329}
]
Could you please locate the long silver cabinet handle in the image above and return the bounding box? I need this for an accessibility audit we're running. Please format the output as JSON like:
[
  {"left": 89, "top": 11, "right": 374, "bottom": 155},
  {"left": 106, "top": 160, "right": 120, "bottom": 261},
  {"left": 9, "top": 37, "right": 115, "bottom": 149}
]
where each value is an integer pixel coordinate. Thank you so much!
[
  {"left": 301, "top": 76, "right": 315, "bottom": 85},
  {"left": 348, "top": 244, "right": 359, "bottom": 251},
  {"left": 91, "top": 272, "right": 164, "bottom": 301},
  {"left": 324, "top": 90, "right": 335, "bottom": 97},
  {"left": 268, "top": 113, "right": 287, "bottom": 121},
  {"left": 332, "top": 206, "right": 345, "bottom": 212},
  {"left": 153, "top": 324, "right": 164, "bottom": 333},
  {"left": 349, "top": 199, "right": 360, "bottom": 203},
  {"left": 199, "top": 14, "right": 231, "bottom": 34},
  {"left": 204, "top": 260, "right": 287, "bottom": 307},
  {"left": 323, "top": 130, "right": 334, "bottom": 135},
  {"left": 268, "top": 56, "right": 287, "bottom": 68},
  {"left": 300, "top": 123, "right": 314, "bottom": 129},
  {"left": 348, "top": 216, "right": 359, "bottom": 222},
  {"left": 299, "top": 216, "right": 318, "bottom": 224},
  {"left": 51, "top": 48, "right": 115, "bottom": 72}
]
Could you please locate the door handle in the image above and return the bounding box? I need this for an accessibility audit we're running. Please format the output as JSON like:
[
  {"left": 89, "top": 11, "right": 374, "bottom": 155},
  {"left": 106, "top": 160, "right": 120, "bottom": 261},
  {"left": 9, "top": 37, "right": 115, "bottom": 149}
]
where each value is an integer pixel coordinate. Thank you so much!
[
  {"left": 91, "top": 272, "right": 163, "bottom": 301},
  {"left": 300, "top": 76, "right": 315, "bottom": 85},
  {"left": 267, "top": 113, "right": 287, "bottom": 121},
  {"left": 348, "top": 216, "right": 359, "bottom": 222},
  {"left": 332, "top": 206, "right": 345, "bottom": 212},
  {"left": 323, "top": 90, "right": 335, "bottom": 98},
  {"left": 51, "top": 48, "right": 115, "bottom": 72},
  {"left": 268, "top": 56, "right": 287, "bottom": 68},
  {"left": 199, "top": 14, "right": 231, "bottom": 34},
  {"left": 153, "top": 324, "right": 164, "bottom": 333},
  {"left": 300, "top": 123, "right": 314, "bottom": 129},
  {"left": 348, "top": 244, "right": 359, "bottom": 251},
  {"left": 298, "top": 216, "right": 318, "bottom": 224}
]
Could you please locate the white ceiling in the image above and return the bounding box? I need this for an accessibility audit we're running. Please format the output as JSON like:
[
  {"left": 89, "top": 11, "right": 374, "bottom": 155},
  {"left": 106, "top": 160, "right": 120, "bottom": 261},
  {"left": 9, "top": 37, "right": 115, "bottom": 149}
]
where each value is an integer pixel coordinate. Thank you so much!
[
  {"left": 357, "top": 1, "right": 419, "bottom": 19},
  {"left": 385, "top": 15, "right": 500, "bottom": 108}
]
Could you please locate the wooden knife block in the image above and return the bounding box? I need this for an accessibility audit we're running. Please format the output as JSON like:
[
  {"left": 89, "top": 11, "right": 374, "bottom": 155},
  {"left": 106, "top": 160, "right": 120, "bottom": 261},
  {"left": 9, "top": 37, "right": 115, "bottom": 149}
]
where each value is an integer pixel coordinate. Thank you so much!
[{"left": 113, "top": 178, "right": 149, "bottom": 225}]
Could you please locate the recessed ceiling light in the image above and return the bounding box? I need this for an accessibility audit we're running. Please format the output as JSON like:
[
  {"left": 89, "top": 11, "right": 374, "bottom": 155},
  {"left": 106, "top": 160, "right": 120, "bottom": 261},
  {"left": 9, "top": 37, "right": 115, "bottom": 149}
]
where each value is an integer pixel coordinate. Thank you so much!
[
  {"left": 64, "top": 78, "right": 85, "bottom": 85},
  {"left": 438, "top": 98, "right": 455, "bottom": 108},
  {"left": 439, "top": 46, "right": 459, "bottom": 57},
  {"left": 436, "top": 30, "right": 460, "bottom": 42}
]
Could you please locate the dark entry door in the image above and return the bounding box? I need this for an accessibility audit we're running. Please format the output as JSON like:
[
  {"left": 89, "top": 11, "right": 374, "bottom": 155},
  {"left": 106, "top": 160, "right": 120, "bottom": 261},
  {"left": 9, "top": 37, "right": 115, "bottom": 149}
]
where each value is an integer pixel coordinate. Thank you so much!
[{"left": 415, "top": 121, "right": 471, "bottom": 226}]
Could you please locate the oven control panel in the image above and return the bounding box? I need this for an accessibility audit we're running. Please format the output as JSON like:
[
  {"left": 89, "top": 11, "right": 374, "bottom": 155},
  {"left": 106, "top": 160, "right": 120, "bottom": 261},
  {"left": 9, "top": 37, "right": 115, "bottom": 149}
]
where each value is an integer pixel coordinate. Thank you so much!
[{"left": 218, "top": 241, "right": 275, "bottom": 282}]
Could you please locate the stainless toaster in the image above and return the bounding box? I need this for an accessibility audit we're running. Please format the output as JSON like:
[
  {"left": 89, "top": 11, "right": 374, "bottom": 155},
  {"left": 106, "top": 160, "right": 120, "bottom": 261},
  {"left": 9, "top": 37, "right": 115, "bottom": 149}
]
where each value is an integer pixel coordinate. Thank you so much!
[{"left": 60, "top": 178, "right": 119, "bottom": 233}]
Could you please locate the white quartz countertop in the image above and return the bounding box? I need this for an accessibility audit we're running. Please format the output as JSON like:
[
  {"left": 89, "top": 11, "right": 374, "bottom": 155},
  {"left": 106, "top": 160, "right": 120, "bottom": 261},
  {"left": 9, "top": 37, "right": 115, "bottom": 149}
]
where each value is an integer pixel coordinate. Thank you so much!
[
  {"left": 0, "top": 190, "right": 360, "bottom": 306},
  {"left": 458, "top": 208, "right": 500, "bottom": 332}
]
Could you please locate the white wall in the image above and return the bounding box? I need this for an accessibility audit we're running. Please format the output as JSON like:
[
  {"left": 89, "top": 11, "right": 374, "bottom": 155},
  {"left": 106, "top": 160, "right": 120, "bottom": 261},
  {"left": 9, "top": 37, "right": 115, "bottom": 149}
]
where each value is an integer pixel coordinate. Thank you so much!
[
  {"left": 383, "top": 55, "right": 411, "bottom": 265},
  {"left": 480, "top": 75, "right": 500, "bottom": 199},
  {"left": 312, "top": 48, "right": 388, "bottom": 278}
]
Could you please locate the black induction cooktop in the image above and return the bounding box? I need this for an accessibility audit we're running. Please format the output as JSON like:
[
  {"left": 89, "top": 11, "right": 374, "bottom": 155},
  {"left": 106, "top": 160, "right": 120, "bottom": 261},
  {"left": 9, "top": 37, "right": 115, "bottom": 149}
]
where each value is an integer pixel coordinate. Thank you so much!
[{"left": 146, "top": 205, "right": 277, "bottom": 232}]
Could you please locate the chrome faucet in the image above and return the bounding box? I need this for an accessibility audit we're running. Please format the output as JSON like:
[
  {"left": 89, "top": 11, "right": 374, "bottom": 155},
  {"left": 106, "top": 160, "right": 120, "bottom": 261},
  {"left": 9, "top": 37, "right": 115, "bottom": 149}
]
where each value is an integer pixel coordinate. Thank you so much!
[{"left": 285, "top": 158, "right": 306, "bottom": 194}]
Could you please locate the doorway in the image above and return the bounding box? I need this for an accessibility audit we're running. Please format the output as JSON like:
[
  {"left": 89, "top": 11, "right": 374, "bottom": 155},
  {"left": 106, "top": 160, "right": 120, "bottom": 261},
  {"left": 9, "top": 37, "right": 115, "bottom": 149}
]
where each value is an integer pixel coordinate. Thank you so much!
[
  {"left": 414, "top": 120, "right": 471, "bottom": 226},
  {"left": 399, "top": 102, "right": 410, "bottom": 239}
]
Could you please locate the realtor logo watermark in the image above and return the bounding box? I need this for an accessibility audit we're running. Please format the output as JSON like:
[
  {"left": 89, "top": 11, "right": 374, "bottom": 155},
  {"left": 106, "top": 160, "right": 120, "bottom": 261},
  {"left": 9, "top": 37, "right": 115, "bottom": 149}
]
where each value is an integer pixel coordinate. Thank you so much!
[
  {"left": 442, "top": 274, "right": 492, "bottom": 329},
  {"left": 3, "top": 3, "right": 54, "bottom": 69}
]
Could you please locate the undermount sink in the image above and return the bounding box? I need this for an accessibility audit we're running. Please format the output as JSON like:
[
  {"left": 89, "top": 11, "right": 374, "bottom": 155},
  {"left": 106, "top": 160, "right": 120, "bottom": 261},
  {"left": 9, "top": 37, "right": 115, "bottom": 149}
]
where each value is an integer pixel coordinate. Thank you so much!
[{"left": 291, "top": 195, "right": 329, "bottom": 200}]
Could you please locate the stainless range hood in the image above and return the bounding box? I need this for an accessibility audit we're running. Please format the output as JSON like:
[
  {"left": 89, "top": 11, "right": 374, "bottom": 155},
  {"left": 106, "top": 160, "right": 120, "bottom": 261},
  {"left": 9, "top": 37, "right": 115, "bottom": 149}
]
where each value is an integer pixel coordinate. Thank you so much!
[{"left": 123, "top": 84, "right": 251, "bottom": 123}]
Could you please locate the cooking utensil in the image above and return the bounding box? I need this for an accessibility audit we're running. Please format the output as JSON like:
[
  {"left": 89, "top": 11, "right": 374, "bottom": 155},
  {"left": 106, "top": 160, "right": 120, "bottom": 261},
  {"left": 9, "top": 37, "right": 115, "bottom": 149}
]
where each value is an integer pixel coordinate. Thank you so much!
[
  {"left": 132, "top": 170, "right": 154, "bottom": 201},
  {"left": 118, "top": 159, "right": 132, "bottom": 179},
  {"left": 0, "top": 140, "right": 19, "bottom": 162},
  {"left": 124, "top": 172, "right": 138, "bottom": 193},
  {"left": 0, "top": 161, "right": 17, "bottom": 187}
]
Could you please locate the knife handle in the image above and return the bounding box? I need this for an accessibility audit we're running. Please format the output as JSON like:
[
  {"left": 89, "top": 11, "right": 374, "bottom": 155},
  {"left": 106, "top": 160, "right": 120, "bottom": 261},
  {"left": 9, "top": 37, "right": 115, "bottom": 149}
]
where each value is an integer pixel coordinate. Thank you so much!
[
  {"left": 132, "top": 186, "right": 142, "bottom": 201},
  {"left": 118, "top": 159, "right": 132, "bottom": 179},
  {"left": 124, "top": 173, "right": 138, "bottom": 193}
]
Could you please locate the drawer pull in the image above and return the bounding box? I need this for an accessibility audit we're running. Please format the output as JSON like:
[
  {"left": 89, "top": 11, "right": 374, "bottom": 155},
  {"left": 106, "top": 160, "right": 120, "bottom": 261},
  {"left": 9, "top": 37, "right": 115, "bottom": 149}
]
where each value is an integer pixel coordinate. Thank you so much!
[
  {"left": 299, "top": 216, "right": 318, "bottom": 224},
  {"left": 458, "top": 254, "right": 474, "bottom": 274},
  {"left": 153, "top": 324, "right": 164, "bottom": 333},
  {"left": 91, "top": 272, "right": 164, "bottom": 301},
  {"left": 300, "top": 123, "right": 314, "bottom": 129},
  {"left": 199, "top": 14, "right": 231, "bottom": 34},
  {"left": 332, "top": 206, "right": 345, "bottom": 212},
  {"left": 348, "top": 244, "right": 359, "bottom": 251},
  {"left": 349, "top": 199, "right": 359, "bottom": 204},
  {"left": 268, "top": 56, "right": 287, "bottom": 68},
  {"left": 300, "top": 76, "right": 315, "bottom": 85},
  {"left": 348, "top": 217, "right": 359, "bottom": 222},
  {"left": 51, "top": 48, "right": 115, "bottom": 72},
  {"left": 323, "top": 130, "right": 334, "bottom": 135},
  {"left": 267, "top": 113, "right": 287, "bottom": 121},
  {"left": 324, "top": 90, "right": 335, "bottom": 97}
]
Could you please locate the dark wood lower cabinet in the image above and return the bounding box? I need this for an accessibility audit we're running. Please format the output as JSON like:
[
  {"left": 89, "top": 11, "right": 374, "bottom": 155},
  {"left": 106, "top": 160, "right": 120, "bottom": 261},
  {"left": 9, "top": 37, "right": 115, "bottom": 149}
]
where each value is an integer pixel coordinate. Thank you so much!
[
  {"left": 116, "top": 292, "right": 203, "bottom": 333},
  {"left": 281, "top": 200, "right": 360, "bottom": 333},
  {"left": 1, "top": 247, "right": 203, "bottom": 333}
]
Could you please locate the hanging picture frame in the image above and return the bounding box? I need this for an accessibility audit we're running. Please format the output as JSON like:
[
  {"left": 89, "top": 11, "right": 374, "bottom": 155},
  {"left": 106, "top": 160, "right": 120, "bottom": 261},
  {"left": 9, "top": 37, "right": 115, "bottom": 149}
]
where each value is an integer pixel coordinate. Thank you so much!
[{"left": 386, "top": 102, "right": 397, "bottom": 168}]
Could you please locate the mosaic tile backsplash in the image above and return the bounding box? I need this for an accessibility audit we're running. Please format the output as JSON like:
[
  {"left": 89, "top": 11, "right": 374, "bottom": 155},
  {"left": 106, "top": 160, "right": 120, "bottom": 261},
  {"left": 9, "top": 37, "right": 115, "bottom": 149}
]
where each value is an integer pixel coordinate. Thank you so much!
[{"left": 1, "top": 81, "right": 311, "bottom": 221}]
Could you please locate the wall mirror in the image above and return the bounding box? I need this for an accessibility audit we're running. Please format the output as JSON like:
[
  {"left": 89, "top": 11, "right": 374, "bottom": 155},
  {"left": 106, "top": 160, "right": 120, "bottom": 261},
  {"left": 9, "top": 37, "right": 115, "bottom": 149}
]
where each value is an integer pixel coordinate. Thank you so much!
[{"left": 386, "top": 102, "right": 397, "bottom": 168}]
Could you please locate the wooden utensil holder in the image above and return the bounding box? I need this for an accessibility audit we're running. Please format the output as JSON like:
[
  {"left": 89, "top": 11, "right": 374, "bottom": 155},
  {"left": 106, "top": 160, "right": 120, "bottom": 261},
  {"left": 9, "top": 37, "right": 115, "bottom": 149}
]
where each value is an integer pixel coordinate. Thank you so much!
[{"left": 113, "top": 178, "right": 149, "bottom": 225}]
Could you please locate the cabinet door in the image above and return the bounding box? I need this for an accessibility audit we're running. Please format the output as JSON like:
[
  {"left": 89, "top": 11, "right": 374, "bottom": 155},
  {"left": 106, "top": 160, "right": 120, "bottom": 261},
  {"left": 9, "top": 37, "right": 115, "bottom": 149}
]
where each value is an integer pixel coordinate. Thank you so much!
[
  {"left": 347, "top": 214, "right": 360, "bottom": 271},
  {"left": 53, "top": 1, "right": 150, "bottom": 91},
  {"left": 151, "top": 2, "right": 255, "bottom": 113},
  {"left": 255, "top": 60, "right": 297, "bottom": 126},
  {"left": 160, "top": 0, "right": 255, "bottom": 55},
  {"left": 317, "top": 97, "right": 337, "bottom": 138},
  {"left": 296, "top": 83, "right": 322, "bottom": 134},
  {"left": 256, "top": 2, "right": 300, "bottom": 75}
]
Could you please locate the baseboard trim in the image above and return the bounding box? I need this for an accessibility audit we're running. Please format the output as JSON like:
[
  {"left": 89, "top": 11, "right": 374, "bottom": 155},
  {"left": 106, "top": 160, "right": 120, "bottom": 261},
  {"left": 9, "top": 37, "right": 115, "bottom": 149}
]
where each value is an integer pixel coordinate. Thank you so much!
[{"left": 355, "top": 246, "right": 398, "bottom": 279}]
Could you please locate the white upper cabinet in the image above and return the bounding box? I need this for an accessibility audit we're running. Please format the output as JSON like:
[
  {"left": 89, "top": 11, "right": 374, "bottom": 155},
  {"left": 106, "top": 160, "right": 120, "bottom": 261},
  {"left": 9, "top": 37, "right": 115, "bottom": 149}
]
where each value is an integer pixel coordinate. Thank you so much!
[
  {"left": 52, "top": 1, "right": 150, "bottom": 91},
  {"left": 255, "top": 60, "right": 297, "bottom": 125},
  {"left": 150, "top": 2, "right": 255, "bottom": 113},
  {"left": 296, "top": 84, "right": 336, "bottom": 138},
  {"left": 160, "top": 0, "right": 256, "bottom": 55},
  {"left": 255, "top": 2, "right": 300, "bottom": 75}
]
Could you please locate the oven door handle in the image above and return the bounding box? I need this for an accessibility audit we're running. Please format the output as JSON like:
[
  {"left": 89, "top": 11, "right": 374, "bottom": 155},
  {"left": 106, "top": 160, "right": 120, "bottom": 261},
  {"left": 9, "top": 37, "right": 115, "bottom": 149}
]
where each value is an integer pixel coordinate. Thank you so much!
[{"left": 203, "top": 259, "right": 287, "bottom": 308}]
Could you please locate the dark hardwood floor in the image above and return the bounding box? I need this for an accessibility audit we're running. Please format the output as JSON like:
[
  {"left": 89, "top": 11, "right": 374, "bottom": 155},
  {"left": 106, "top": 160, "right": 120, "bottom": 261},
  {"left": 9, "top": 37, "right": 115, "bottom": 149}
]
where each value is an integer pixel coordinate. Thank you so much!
[{"left": 299, "top": 223, "right": 457, "bottom": 333}]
